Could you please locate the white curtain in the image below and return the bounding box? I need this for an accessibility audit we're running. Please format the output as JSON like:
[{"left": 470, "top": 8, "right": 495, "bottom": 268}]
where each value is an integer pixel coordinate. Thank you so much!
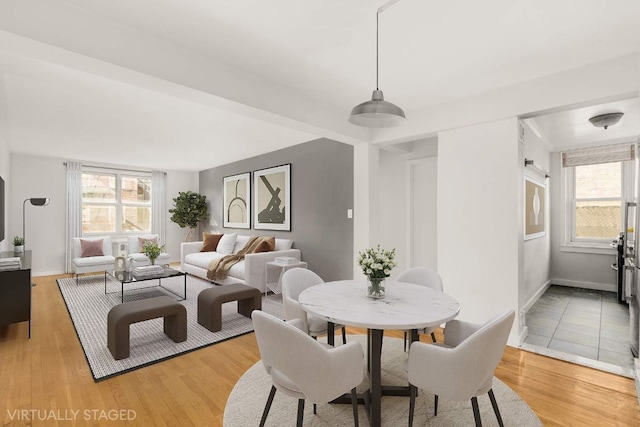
[
  {"left": 65, "top": 161, "right": 82, "bottom": 273},
  {"left": 152, "top": 170, "right": 166, "bottom": 245}
]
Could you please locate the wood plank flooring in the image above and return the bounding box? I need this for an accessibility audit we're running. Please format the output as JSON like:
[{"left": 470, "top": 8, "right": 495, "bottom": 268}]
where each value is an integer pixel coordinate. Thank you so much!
[{"left": 1, "top": 274, "right": 639, "bottom": 426}]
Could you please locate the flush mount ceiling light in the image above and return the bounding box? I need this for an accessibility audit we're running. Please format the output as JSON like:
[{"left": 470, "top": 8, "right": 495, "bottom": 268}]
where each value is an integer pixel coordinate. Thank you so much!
[
  {"left": 349, "top": 0, "right": 407, "bottom": 128},
  {"left": 589, "top": 112, "right": 624, "bottom": 130}
]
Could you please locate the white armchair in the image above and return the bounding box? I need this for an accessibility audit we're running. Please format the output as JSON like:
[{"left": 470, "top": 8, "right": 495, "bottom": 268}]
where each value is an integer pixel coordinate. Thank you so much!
[
  {"left": 127, "top": 235, "right": 170, "bottom": 268},
  {"left": 71, "top": 237, "right": 115, "bottom": 284},
  {"left": 281, "top": 268, "right": 347, "bottom": 345},
  {"left": 252, "top": 311, "right": 364, "bottom": 426},
  {"left": 397, "top": 267, "right": 444, "bottom": 350},
  {"left": 407, "top": 309, "right": 515, "bottom": 427}
]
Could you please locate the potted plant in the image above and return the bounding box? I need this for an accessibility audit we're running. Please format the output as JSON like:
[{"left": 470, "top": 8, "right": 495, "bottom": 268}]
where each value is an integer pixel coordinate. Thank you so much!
[
  {"left": 13, "top": 236, "right": 25, "bottom": 254},
  {"left": 357, "top": 245, "right": 397, "bottom": 299},
  {"left": 169, "top": 191, "right": 209, "bottom": 241},
  {"left": 141, "top": 241, "right": 165, "bottom": 265}
]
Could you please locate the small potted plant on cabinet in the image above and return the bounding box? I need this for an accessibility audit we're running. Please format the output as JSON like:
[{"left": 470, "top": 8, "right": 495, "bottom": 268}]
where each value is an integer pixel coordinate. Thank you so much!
[{"left": 13, "top": 236, "right": 24, "bottom": 254}]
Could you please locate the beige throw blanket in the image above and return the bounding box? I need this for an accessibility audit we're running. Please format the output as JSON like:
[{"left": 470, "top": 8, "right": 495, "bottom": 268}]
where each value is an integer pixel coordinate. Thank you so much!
[{"left": 207, "top": 236, "right": 270, "bottom": 281}]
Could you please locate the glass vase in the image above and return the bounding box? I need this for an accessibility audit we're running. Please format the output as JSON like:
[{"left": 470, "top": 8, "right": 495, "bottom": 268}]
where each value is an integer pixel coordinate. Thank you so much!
[{"left": 367, "top": 277, "right": 386, "bottom": 299}]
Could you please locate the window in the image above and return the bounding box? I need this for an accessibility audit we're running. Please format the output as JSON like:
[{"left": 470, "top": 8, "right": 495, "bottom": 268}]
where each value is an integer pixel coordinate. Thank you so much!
[
  {"left": 572, "top": 162, "right": 622, "bottom": 241},
  {"left": 82, "top": 170, "right": 152, "bottom": 235}
]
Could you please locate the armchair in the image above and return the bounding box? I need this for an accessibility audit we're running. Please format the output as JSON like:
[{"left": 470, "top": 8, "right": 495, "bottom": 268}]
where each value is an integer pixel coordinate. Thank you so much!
[
  {"left": 127, "top": 235, "right": 170, "bottom": 268},
  {"left": 71, "top": 237, "right": 115, "bottom": 284},
  {"left": 407, "top": 309, "right": 515, "bottom": 427}
]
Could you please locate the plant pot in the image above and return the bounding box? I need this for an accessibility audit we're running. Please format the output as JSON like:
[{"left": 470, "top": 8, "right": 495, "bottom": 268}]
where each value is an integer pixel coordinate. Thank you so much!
[
  {"left": 14, "top": 245, "right": 24, "bottom": 254},
  {"left": 367, "top": 277, "right": 386, "bottom": 299}
]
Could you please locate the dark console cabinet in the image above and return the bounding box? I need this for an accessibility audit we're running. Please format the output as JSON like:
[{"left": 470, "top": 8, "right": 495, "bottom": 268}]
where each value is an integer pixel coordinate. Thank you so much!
[{"left": 0, "top": 250, "right": 32, "bottom": 338}]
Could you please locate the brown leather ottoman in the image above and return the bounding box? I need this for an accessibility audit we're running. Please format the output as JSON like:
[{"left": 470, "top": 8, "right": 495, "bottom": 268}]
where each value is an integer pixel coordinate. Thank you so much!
[
  {"left": 107, "top": 296, "right": 187, "bottom": 360},
  {"left": 198, "top": 283, "right": 262, "bottom": 332}
]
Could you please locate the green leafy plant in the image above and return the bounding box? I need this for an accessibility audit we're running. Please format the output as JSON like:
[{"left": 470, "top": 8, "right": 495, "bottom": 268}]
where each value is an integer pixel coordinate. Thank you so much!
[
  {"left": 12, "top": 236, "right": 24, "bottom": 246},
  {"left": 169, "top": 191, "right": 209, "bottom": 240},
  {"left": 141, "top": 241, "right": 164, "bottom": 264},
  {"left": 357, "top": 245, "right": 397, "bottom": 279}
]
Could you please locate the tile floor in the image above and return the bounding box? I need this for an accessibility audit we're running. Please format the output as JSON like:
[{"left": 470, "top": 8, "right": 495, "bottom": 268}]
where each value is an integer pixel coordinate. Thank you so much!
[{"left": 524, "top": 285, "right": 634, "bottom": 371}]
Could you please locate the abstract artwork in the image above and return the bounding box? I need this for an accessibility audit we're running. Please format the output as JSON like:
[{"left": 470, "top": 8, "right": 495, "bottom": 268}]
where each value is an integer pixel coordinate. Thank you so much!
[
  {"left": 525, "top": 175, "right": 545, "bottom": 240},
  {"left": 254, "top": 164, "right": 291, "bottom": 231},
  {"left": 223, "top": 172, "right": 251, "bottom": 229}
]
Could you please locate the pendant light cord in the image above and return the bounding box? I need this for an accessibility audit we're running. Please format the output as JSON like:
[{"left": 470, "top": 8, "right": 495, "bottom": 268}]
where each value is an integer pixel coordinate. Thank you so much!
[{"left": 376, "top": 11, "right": 379, "bottom": 91}]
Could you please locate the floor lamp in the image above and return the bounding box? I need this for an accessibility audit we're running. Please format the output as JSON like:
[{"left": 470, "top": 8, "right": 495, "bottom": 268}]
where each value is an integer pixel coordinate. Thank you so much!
[{"left": 23, "top": 197, "right": 50, "bottom": 286}]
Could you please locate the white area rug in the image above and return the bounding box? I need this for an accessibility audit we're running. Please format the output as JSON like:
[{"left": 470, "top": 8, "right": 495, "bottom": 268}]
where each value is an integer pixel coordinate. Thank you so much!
[
  {"left": 224, "top": 335, "right": 542, "bottom": 427},
  {"left": 57, "top": 274, "right": 283, "bottom": 382}
]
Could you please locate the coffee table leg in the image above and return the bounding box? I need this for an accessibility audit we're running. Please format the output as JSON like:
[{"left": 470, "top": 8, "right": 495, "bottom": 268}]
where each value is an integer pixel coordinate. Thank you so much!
[
  {"left": 121, "top": 281, "right": 124, "bottom": 303},
  {"left": 104, "top": 271, "right": 107, "bottom": 295},
  {"left": 183, "top": 274, "right": 186, "bottom": 300}
]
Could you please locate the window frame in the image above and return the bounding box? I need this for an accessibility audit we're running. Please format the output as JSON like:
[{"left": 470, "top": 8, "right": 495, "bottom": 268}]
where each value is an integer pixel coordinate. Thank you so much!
[
  {"left": 81, "top": 167, "right": 153, "bottom": 237},
  {"left": 562, "top": 159, "right": 634, "bottom": 253}
]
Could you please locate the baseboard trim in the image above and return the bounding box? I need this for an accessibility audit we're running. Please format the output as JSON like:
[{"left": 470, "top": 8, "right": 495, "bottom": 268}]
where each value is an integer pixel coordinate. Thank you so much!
[
  {"left": 518, "top": 325, "right": 529, "bottom": 346},
  {"left": 522, "top": 279, "right": 551, "bottom": 313},
  {"left": 550, "top": 278, "right": 616, "bottom": 292}
]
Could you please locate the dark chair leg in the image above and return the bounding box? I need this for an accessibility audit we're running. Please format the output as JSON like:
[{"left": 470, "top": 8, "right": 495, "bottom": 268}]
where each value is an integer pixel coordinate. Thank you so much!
[
  {"left": 471, "top": 396, "right": 482, "bottom": 427},
  {"left": 351, "top": 387, "right": 359, "bottom": 426},
  {"left": 404, "top": 331, "right": 408, "bottom": 352},
  {"left": 342, "top": 327, "right": 347, "bottom": 345},
  {"left": 408, "top": 384, "right": 417, "bottom": 427},
  {"left": 313, "top": 403, "right": 316, "bottom": 414},
  {"left": 259, "top": 386, "right": 276, "bottom": 427},
  {"left": 296, "top": 399, "right": 305, "bottom": 427},
  {"left": 430, "top": 332, "right": 437, "bottom": 342},
  {"left": 488, "top": 389, "right": 504, "bottom": 427},
  {"left": 434, "top": 394, "right": 438, "bottom": 416}
]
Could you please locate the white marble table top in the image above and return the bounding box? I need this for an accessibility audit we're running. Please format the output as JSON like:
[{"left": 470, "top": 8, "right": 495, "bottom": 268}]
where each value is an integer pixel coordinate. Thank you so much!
[{"left": 298, "top": 280, "right": 460, "bottom": 330}]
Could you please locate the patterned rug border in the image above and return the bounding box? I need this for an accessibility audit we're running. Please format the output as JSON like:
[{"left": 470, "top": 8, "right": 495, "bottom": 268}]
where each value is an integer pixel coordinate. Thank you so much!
[{"left": 56, "top": 274, "right": 282, "bottom": 382}]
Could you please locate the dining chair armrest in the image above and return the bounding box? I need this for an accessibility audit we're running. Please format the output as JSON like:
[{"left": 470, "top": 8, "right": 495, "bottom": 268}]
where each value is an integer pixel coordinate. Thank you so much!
[
  {"left": 443, "top": 319, "right": 482, "bottom": 347},
  {"left": 304, "top": 341, "right": 363, "bottom": 403}
]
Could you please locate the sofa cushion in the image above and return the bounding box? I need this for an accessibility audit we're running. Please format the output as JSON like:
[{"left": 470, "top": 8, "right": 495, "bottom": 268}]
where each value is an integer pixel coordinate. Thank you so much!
[
  {"left": 233, "top": 235, "right": 251, "bottom": 254},
  {"left": 217, "top": 233, "right": 237, "bottom": 254},
  {"left": 138, "top": 236, "right": 158, "bottom": 249},
  {"left": 184, "top": 252, "right": 245, "bottom": 280},
  {"left": 81, "top": 238, "right": 104, "bottom": 257},
  {"left": 201, "top": 233, "right": 223, "bottom": 252},
  {"left": 127, "top": 234, "right": 159, "bottom": 254},
  {"left": 274, "top": 239, "right": 293, "bottom": 251}
]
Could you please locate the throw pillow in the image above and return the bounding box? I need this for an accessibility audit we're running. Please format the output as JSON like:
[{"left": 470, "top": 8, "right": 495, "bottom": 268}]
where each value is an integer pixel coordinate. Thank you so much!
[
  {"left": 201, "top": 233, "right": 223, "bottom": 252},
  {"left": 216, "top": 233, "right": 237, "bottom": 255},
  {"left": 253, "top": 236, "right": 275, "bottom": 253},
  {"left": 138, "top": 236, "right": 158, "bottom": 251},
  {"left": 80, "top": 238, "right": 104, "bottom": 257}
]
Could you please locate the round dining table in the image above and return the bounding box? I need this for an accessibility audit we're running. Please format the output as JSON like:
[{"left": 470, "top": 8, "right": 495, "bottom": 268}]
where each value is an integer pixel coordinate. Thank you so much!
[{"left": 299, "top": 279, "right": 460, "bottom": 427}]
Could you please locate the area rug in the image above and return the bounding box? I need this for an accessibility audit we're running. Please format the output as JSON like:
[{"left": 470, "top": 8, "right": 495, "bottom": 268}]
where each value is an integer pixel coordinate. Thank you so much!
[
  {"left": 57, "top": 274, "right": 283, "bottom": 382},
  {"left": 224, "top": 335, "right": 542, "bottom": 427}
]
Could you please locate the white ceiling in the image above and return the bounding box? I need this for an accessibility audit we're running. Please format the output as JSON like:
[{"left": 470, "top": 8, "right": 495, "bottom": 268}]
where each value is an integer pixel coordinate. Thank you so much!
[{"left": 1, "top": 0, "right": 640, "bottom": 171}]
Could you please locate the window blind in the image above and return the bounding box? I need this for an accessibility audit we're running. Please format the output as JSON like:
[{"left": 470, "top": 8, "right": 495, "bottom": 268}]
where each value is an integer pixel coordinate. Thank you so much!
[{"left": 562, "top": 143, "right": 636, "bottom": 167}]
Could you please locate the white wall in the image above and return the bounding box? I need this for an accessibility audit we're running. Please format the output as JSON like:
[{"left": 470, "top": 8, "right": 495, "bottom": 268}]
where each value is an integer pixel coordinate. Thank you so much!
[
  {"left": 0, "top": 73, "right": 10, "bottom": 251},
  {"left": 438, "top": 118, "right": 521, "bottom": 346},
  {"left": 353, "top": 143, "right": 380, "bottom": 278},
  {"left": 522, "top": 125, "right": 552, "bottom": 308},
  {"left": 8, "top": 153, "right": 198, "bottom": 276}
]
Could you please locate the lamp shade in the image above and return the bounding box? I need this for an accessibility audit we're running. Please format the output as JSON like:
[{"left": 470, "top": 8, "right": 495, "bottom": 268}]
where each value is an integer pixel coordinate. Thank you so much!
[{"left": 349, "top": 90, "right": 407, "bottom": 128}]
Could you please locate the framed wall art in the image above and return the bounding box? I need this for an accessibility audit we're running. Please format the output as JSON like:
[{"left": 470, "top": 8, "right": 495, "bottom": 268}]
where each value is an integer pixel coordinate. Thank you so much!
[
  {"left": 524, "top": 175, "right": 546, "bottom": 240},
  {"left": 254, "top": 164, "right": 291, "bottom": 231},
  {"left": 223, "top": 172, "right": 251, "bottom": 229}
]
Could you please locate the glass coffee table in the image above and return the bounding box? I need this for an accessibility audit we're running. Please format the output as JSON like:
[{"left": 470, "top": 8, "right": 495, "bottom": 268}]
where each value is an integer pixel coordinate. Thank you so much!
[{"left": 105, "top": 267, "right": 187, "bottom": 303}]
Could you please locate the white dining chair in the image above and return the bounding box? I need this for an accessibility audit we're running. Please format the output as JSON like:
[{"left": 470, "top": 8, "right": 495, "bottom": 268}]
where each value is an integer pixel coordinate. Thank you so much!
[
  {"left": 407, "top": 309, "right": 515, "bottom": 427},
  {"left": 252, "top": 311, "right": 363, "bottom": 427},
  {"left": 396, "top": 267, "right": 444, "bottom": 350},
  {"left": 281, "top": 268, "right": 347, "bottom": 345}
]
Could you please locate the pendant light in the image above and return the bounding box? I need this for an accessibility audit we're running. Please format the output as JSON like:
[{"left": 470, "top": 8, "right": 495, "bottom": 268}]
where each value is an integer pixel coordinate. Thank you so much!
[{"left": 349, "top": 1, "right": 407, "bottom": 128}]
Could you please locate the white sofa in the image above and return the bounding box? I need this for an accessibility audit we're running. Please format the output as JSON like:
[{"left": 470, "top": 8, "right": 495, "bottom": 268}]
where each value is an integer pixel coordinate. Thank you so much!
[{"left": 181, "top": 234, "right": 301, "bottom": 293}]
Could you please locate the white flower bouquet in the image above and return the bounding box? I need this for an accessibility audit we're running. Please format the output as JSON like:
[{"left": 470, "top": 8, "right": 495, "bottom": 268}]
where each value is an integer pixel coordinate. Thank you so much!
[{"left": 357, "top": 245, "right": 397, "bottom": 279}]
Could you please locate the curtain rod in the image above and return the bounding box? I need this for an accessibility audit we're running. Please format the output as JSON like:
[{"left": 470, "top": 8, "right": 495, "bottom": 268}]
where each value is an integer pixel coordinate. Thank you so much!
[
  {"left": 524, "top": 159, "right": 550, "bottom": 178},
  {"left": 63, "top": 162, "right": 165, "bottom": 175}
]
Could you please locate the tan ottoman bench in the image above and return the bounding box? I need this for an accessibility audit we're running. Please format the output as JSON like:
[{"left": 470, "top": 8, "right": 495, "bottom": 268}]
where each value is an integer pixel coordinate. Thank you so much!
[
  {"left": 107, "top": 296, "right": 187, "bottom": 360},
  {"left": 197, "top": 283, "right": 262, "bottom": 332}
]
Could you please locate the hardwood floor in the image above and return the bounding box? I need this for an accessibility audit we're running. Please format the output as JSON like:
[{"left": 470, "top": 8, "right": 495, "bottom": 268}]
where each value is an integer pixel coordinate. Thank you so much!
[{"left": 1, "top": 274, "right": 639, "bottom": 426}]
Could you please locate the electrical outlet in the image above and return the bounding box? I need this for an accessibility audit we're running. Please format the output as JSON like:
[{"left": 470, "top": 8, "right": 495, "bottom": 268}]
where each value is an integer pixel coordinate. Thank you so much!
[{"left": 347, "top": 209, "right": 353, "bottom": 219}]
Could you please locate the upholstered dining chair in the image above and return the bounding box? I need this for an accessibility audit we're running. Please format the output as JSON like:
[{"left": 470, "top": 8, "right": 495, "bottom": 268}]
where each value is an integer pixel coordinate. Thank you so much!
[
  {"left": 252, "top": 311, "right": 363, "bottom": 427},
  {"left": 396, "top": 267, "right": 444, "bottom": 350},
  {"left": 281, "top": 268, "right": 347, "bottom": 345},
  {"left": 407, "top": 309, "right": 515, "bottom": 427}
]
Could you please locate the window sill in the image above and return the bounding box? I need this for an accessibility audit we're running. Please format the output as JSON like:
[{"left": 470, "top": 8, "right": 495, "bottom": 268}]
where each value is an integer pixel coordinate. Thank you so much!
[{"left": 560, "top": 244, "right": 615, "bottom": 255}]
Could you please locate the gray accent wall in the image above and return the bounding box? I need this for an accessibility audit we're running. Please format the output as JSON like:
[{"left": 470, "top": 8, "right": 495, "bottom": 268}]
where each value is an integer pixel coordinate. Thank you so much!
[{"left": 199, "top": 138, "right": 354, "bottom": 281}]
